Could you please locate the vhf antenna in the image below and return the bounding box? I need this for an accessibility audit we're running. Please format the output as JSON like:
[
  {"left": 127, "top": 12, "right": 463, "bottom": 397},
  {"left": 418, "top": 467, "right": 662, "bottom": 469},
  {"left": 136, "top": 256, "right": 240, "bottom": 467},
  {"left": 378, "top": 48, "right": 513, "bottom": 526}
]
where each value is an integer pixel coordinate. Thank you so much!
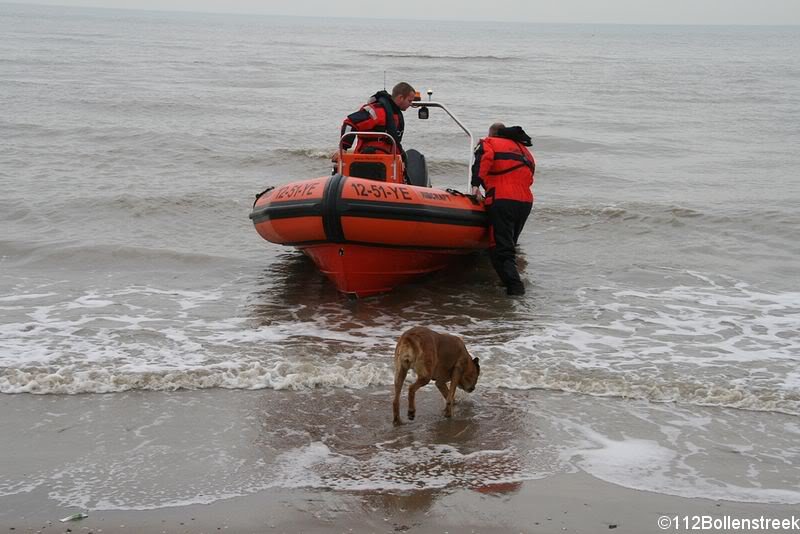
[{"left": 383, "top": 71, "right": 387, "bottom": 90}]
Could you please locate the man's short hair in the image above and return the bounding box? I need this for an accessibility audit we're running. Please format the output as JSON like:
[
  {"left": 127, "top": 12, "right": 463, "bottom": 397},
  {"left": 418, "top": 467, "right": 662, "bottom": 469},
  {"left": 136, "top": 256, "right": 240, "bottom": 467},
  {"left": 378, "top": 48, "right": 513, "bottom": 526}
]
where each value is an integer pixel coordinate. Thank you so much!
[
  {"left": 392, "top": 82, "right": 415, "bottom": 98},
  {"left": 489, "top": 122, "right": 505, "bottom": 136}
]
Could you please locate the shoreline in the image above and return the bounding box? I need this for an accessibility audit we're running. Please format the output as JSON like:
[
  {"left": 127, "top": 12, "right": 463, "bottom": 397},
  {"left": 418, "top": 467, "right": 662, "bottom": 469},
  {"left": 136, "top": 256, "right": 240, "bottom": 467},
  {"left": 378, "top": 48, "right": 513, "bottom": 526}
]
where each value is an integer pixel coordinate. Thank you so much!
[
  {"left": 3, "top": 473, "right": 797, "bottom": 533},
  {"left": 1, "top": 388, "right": 798, "bottom": 532}
]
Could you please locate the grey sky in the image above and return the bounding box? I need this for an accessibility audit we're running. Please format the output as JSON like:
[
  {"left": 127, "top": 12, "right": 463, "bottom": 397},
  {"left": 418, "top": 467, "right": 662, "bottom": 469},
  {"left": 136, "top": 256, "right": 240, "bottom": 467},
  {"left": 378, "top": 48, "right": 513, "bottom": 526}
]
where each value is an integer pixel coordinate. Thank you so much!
[{"left": 11, "top": 0, "right": 800, "bottom": 25}]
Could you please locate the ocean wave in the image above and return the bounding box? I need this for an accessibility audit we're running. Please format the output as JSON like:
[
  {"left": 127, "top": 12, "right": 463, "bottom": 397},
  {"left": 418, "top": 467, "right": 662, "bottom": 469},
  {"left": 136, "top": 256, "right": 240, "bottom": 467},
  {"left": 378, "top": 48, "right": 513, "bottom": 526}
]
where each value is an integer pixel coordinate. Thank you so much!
[
  {"left": 534, "top": 202, "right": 799, "bottom": 229},
  {"left": 2, "top": 354, "right": 797, "bottom": 416},
  {"left": 2, "top": 193, "right": 251, "bottom": 227},
  {"left": 35, "top": 35, "right": 101, "bottom": 45},
  {"left": 0, "top": 361, "right": 389, "bottom": 395},
  {"left": 3, "top": 365, "right": 797, "bottom": 416},
  {"left": 360, "top": 52, "right": 518, "bottom": 61},
  {"left": 426, "top": 158, "right": 468, "bottom": 175},
  {"left": 495, "top": 368, "right": 800, "bottom": 416},
  {"left": 2, "top": 275, "right": 797, "bottom": 417},
  {"left": 103, "top": 193, "right": 245, "bottom": 218},
  {"left": 271, "top": 147, "right": 335, "bottom": 160},
  {"left": 489, "top": 277, "right": 800, "bottom": 416},
  {"left": 535, "top": 203, "right": 705, "bottom": 223},
  {"left": 532, "top": 135, "right": 614, "bottom": 154},
  {"left": 1, "top": 240, "right": 232, "bottom": 269}
]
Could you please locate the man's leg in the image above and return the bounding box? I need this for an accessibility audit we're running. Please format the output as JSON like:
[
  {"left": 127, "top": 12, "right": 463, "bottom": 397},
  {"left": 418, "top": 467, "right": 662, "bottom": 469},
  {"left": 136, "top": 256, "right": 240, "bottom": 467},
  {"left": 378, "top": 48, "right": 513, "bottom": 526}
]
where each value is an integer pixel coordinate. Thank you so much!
[
  {"left": 512, "top": 202, "right": 533, "bottom": 245},
  {"left": 488, "top": 201, "right": 524, "bottom": 294}
]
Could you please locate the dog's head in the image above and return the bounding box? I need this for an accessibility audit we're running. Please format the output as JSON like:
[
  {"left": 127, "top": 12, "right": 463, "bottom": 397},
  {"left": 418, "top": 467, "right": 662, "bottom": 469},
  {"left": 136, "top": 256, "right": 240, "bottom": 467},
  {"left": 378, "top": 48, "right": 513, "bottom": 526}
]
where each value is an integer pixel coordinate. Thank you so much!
[{"left": 460, "top": 357, "right": 480, "bottom": 393}]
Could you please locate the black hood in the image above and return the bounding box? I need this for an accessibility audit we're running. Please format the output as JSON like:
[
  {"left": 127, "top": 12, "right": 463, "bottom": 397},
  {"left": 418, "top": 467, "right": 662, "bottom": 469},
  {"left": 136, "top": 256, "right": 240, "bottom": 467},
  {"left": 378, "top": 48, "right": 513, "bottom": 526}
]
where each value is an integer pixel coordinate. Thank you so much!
[{"left": 497, "top": 126, "right": 532, "bottom": 146}]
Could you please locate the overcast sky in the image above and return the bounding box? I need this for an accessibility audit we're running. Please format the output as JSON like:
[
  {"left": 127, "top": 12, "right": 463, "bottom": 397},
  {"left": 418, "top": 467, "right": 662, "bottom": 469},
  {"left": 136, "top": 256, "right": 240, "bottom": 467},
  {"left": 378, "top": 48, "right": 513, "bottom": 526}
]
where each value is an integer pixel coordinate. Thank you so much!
[{"left": 11, "top": 0, "right": 800, "bottom": 25}]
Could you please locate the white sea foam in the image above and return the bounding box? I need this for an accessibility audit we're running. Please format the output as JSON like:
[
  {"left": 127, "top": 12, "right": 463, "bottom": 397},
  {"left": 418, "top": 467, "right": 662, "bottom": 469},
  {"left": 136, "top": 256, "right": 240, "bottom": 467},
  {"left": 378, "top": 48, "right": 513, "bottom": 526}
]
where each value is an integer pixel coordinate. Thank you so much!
[
  {"left": 0, "top": 292, "right": 57, "bottom": 302},
  {"left": 468, "top": 277, "right": 800, "bottom": 414},
  {"left": 41, "top": 414, "right": 540, "bottom": 509},
  {"left": 47, "top": 452, "right": 268, "bottom": 511},
  {"left": 559, "top": 404, "right": 800, "bottom": 504},
  {"left": 0, "top": 479, "right": 43, "bottom": 498},
  {"left": 1, "top": 276, "right": 798, "bottom": 415},
  {"left": 271, "top": 440, "right": 537, "bottom": 492}
]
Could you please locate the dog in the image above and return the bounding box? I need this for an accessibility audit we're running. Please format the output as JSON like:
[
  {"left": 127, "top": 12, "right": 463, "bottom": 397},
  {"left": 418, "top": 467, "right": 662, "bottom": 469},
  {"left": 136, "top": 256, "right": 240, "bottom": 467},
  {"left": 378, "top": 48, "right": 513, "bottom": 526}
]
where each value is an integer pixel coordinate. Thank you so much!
[{"left": 392, "top": 326, "right": 480, "bottom": 425}]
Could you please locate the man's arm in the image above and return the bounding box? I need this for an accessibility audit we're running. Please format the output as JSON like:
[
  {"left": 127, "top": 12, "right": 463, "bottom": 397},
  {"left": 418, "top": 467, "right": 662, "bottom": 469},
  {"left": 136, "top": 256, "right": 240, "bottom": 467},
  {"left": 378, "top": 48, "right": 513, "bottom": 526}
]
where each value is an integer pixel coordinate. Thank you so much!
[{"left": 470, "top": 140, "right": 494, "bottom": 198}]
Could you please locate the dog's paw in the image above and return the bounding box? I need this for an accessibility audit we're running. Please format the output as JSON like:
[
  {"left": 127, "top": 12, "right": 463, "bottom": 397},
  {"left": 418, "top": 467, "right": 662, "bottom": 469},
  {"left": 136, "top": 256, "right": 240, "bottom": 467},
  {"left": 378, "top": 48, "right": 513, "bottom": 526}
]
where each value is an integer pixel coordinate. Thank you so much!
[
  {"left": 407, "top": 411, "right": 415, "bottom": 421},
  {"left": 393, "top": 418, "right": 404, "bottom": 426}
]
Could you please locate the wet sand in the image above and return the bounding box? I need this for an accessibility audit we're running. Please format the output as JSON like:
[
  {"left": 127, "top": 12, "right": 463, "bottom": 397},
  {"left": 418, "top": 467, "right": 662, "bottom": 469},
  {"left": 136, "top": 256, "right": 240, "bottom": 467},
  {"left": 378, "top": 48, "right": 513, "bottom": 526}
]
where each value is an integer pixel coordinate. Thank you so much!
[
  {"left": 3, "top": 473, "right": 797, "bottom": 533},
  {"left": 1, "top": 389, "right": 797, "bottom": 533}
]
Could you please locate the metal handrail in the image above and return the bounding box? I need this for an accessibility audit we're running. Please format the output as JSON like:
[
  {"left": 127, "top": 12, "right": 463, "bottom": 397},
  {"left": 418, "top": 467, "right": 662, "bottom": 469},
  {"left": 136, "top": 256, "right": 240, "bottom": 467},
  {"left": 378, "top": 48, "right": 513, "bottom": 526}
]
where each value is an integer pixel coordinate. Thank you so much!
[
  {"left": 410, "top": 101, "right": 474, "bottom": 190},
  {"left": 338, "top": 132, "right": 399, "bottom": 182}
]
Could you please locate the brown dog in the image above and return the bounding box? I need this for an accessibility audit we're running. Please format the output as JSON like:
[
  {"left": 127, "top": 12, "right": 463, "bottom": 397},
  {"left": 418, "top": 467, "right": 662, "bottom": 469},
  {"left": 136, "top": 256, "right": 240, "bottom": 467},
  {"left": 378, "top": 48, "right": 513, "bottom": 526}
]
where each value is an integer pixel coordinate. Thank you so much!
[{"left": 392, "top": 326, "right": 480, "bottom": 425}]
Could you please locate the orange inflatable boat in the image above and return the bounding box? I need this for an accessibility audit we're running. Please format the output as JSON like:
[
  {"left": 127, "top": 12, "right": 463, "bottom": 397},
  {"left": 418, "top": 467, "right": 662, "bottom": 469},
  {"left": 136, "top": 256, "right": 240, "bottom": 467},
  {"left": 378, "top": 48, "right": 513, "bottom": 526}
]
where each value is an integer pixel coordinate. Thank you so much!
[{"left": 249, "top": 100, "right": 490, "bottom": 297}]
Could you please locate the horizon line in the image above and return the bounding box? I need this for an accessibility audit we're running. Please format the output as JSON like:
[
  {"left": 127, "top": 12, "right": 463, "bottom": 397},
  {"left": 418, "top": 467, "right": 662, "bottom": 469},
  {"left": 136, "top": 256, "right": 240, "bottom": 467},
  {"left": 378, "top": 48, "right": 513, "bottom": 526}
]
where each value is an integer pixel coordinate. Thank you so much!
[{"left": 4, "top": 1, "right": 800, "bottom": 27}]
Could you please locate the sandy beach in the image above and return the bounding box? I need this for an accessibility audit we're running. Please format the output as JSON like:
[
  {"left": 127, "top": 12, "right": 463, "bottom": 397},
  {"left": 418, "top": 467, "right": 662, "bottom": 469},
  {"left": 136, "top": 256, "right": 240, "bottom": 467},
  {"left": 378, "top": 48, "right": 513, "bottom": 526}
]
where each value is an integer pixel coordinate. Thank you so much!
[
  {"left": 3, "top": 469, "right": 798, "bottom": 533},
  {"left": 2, "top": 389, "right": 797, "bottom": 533}
]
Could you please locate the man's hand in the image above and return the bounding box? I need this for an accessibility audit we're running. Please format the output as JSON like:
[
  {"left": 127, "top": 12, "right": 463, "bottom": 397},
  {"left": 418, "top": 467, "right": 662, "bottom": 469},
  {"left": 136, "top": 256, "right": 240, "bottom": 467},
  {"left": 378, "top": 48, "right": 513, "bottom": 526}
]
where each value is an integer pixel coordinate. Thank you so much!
[
  {"left": 330, "top": 151, "right": 340, "bottom": 163},
  {"left": 471, "top": 186, "right": 484, "bottom": 202}
]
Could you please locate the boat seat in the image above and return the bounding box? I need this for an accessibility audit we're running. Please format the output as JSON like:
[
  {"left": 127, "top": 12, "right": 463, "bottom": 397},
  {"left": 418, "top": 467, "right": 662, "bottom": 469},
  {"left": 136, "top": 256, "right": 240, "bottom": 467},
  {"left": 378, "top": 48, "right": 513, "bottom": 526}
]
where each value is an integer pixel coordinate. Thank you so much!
[
  {"left": 349, "top": 161, "right": 387, "bottom": 181},
  {"left": 404, "top": 149, "right": 429, "bottom": 187},
  {"left": 341, "top": 152, "right": 404, "bottom": 184}
]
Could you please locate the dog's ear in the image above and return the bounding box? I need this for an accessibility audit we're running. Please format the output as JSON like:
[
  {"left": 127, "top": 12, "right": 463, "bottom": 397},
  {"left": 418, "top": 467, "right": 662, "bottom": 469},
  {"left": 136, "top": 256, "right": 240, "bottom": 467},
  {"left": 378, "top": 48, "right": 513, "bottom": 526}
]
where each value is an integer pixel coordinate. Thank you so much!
[{"left": 473, "top": 357, "right": 480, "bottom": 369}]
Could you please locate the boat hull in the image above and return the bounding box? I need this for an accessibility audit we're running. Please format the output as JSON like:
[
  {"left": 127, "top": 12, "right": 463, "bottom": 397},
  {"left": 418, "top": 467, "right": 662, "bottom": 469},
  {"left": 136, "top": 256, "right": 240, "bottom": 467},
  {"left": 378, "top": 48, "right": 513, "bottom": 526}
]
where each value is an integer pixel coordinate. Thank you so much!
[
  {"left": 250, "top": 174, "right": 489, "bottom": 296},
  {"left": 301, "top": 243, "right": 468, "bottom": 297}
]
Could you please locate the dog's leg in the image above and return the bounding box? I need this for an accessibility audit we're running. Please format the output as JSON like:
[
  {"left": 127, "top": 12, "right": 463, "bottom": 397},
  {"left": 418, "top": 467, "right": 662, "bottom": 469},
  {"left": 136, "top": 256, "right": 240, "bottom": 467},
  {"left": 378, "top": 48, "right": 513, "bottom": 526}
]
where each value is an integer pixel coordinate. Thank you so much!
[
  {"left": 407, "top": 377, "right": 430, "bottom": 421},
  {"left": 393, "top": 363, "right": 410, "bottom": 425},
  {"left": 444, "top": 369, "right": 463, "bottom": 418},
  {"left": 435, "top": 380, "right": 449, "bottom": 402}
]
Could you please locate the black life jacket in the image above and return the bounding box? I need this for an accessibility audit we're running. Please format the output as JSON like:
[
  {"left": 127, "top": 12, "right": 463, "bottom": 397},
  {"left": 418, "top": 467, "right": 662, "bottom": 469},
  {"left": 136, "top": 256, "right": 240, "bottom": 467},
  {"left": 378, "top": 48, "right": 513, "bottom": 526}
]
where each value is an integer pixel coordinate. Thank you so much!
[{"left": 370, "top": 90, "right": 405, "bottom": 149}]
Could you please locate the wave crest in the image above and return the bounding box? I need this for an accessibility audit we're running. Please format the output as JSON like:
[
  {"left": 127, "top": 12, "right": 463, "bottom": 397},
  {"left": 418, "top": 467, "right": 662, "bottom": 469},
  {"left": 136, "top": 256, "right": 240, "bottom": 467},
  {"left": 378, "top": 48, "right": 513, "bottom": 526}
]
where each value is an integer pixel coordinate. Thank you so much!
[{"left": 360, "top": 52, "right": 518, "bottom": 61}]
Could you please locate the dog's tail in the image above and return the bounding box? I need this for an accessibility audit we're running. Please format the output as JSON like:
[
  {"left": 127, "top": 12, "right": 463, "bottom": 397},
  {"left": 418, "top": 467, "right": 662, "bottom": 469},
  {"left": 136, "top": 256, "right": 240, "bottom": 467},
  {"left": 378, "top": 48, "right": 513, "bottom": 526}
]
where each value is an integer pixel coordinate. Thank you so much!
[{"left": 394, "top": 331, "right": 421, "bottom": 370}]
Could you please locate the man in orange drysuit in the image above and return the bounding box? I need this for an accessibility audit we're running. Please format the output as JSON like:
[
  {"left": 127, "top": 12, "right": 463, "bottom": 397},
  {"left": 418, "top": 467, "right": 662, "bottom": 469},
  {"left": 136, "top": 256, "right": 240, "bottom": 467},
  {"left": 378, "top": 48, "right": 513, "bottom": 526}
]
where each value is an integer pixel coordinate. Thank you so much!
[
  {"left": 339, "top": 82, "right": 416, "bottom": 156},
  {"left": 471, "top": 123, "right": 536, "bottom": 296}
]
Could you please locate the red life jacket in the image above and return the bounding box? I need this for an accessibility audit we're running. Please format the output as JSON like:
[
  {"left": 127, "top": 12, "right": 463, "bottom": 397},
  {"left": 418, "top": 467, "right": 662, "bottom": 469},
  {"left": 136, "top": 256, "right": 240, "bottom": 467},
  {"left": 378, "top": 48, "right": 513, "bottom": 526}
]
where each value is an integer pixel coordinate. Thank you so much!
[
  {"left": 340, "top": 91, "right": 405, "bottom": 154},
  {"left": 471, "top": 136, "right": 535, "bottom": 205}
]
